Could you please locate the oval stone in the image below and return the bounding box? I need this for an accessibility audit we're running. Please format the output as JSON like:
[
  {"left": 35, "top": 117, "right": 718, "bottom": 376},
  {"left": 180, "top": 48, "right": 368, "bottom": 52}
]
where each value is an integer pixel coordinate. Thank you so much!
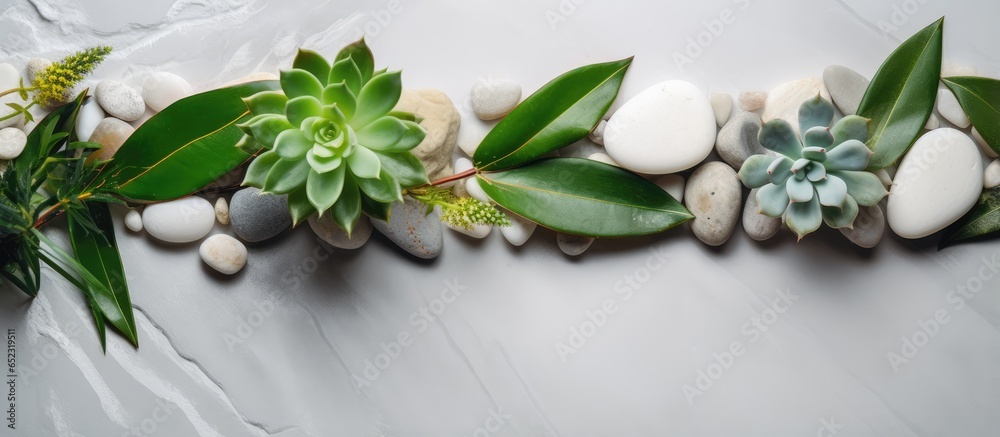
[
  {"left": 605, "top": 80, "right": 715, "bottom": 174},
  {"left": 142, "top": 197, "right": 216, "bottom": 243},
  {"left": 888, "top": 128, "right": 983, "bottom": 239},
  {"left": 685, "top": 162, "right": 741, "bottom": 246}
]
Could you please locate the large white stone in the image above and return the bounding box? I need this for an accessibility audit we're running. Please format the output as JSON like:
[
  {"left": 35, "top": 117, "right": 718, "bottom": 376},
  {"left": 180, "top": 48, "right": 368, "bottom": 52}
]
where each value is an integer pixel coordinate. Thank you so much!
[
  {"left": 888, "top": 128, "right": 983, "bottom": 239},
  {"left": 605, "top": 80, "right": 715, "bottom": 174},
  {"left": 142, "top": 197, "right": 217, "bottom": 243},
  {"left": 762, "top": 78, "right": 830, "bottom": 134},
  {"left": 143, "top": 72, "right": 193, "bottom": 112}
]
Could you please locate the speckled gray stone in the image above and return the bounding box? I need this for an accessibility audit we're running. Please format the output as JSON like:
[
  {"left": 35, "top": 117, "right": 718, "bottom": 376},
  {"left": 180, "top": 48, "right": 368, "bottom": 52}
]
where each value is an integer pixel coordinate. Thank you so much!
[
  {"left": 823, "top": 65, "right": 869, "bottom": 116},
  {"left": 371, "top": 197, "right": 443, "bottom": 259},
  {"left": 685, "top": 162, "right": 742, "bottom": 246},
  {"left": 743, "top": 188, "right": 781, "bottom": 241},
  {"left": 715, "top": 111, "right": 766, "bottom": 170},
  {"left": 229, "top": 187, "right": 291, "bottom": 242},
  {"left": 95, "top": 80, "right": 145, "bottom": 121}
]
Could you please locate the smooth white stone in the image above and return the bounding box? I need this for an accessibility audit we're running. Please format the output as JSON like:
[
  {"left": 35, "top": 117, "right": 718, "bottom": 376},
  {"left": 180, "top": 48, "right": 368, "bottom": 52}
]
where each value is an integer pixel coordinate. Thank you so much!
[
  {"left": 936, "top": 88, "right": 971, "bottom": 129},
  {"left": 557, "top": 233, "right": 593, "bottom": 256},
  {"left": 142, "top": 197, "right": 217, "bottom": 243},
  {"left": 455, "top": 157, "right": 473, "bottom": 173},
  {"left": 75, "top": 98, "right": 106, "bottom": 142},
  {"left": 888, "top": 128, "right": 983, "bottom": 239},
  {"left": 457, "top": 119, "right": 490, "bottom": 157},
  {"left": 738, "top": 91, "right": 766, "bottom": 111},
  {"left": 308, "top": 212, "right": 372, "bottom": 249},
  {"left": 499, "top": 209, "right": 536, "bottom": 246},
  {"left": 25, "top": 58, "right": 51, "bottom": 84},
  {"left": 985, "top": 160, "right": 1000, "bottom": 189},
  {"left": 685, "top": 162, "right": 741, "bottom": 246},
  {"left": 710, "top": 93, "right": 733, "bottom": 127},
  {"left": 87, "top": 118, "right": 134, "bottom": 162},
  {"left": 743, "top": 188, "right": 781, "bottom": 241},
  {"left": 124, "top": 209, "right": 143, "bottom": 232},
  {"left": 972, "top": 127, "right": 998, "bottom": 158},
  {"left": 95, "top": 80, "right": 145, "bottom": 121},
  {"left": 823, "top": 65, "right": 869, "bottom": 116},
  {"left": 142, "top": 72, "right": 193, "bottom": 112},
  {"left": 466, "top": 177, "right": 491, "bottom": 203},
  {"left": 605, "top": 80, "right": 716, "bottom": 174},
  {"left": 445, "top": 221, "right": 492, "bottom": 239},
  {"left": 215, "top": 197, "right": 230, "bottom": 225},
  {"left": 762, "top": 78, "right": 831, "bottom": 134},
  {"left": 589, "top": 119, "right": 607, "bottom": 146},
  {"left": 587, "top": 152, "right": 620, "bottom": 167},
  {"left": 0, "top": 127, "right": 27, "bottom": 160},
  {"left": 0, "top": 63, "right": 24, "bottom": 129},
  {"left": 199, "top": 234, "right": 247, "bottom": 275},
  {"left": 471, "top": 78, "right": 521, "bottom": 120},
  {"left": 654, "top": 174, "right": 685, "bottom": 202},
  {"left": 924, "top": 113, "right": 940, "bottom": 130},
  {"left": 841, "top": 204, "right": 885, "bottom": 248}
]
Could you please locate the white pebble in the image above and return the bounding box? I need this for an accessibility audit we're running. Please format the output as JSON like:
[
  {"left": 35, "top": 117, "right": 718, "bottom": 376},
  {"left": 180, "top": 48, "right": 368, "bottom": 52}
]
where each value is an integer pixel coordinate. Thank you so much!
[
  {"left": 125, "top": 209, "right": 143, "bottom": 232},
  {"left": 924, "top": 113, "right": 940, "bottom": 130},
  {"left": 143, "top": 72, "right": 193, "bottom": 112},
  {"left": 25, "top": 58, "right": 51, "bottom": 84},
  {"left": 445, "top": 221, "right": 492, "bottom": 239},
  {"left": 738, "top": 91, "right": 767, "bottom": 112},
  {"left": 471, "top": 78, "right": 521, "bottom": 120},
  {"left": 455, "top": 157, "right": 474, "bottom": 173},
  {"left": 95, "top": 80, "right": 146, "bottom": 122},
  {"left": 710, "top": 93, "right": 733, "bottom": 127},
  {"left": 466, "top": 177, "right": 491, "bottom": 203},
  {"left": 985, "top": 160, "right": 1000, "bottom": 189},
  {"left": 75, "top": 98, "right": 105, "bottom": 141},
  {"left": 457, "top": 119, "right": 491, "bottom": 157},
  {"left": 557, "top": 233, "right": 593, "bottom": 256},
  {"left": 215, "top": 197, "right": 230, "bottom": 225},
  {"left": 936, "top": 88, "right": 971, "bottom": 129},
  {"left": 0, "top": 127, "right": 27, "bottom": 160},
  {"left": 587, "top": 152, "right": 620, "bottom": 167},
  {"left": 654, "top": 174, "right": 685, "bottom": 202},
  {"left": 499, "top": 209, "right": 536, "bottom": 246},
  {"left": 589, "top": 120, "right": 607, "bottom": 146},
  {"left": 762, "top": 78, "right": 831, "bottom": 134},
  {"left": 142, "top": 197, "right": 217, "bottom": 243},
  {"left": 199, "top": 234, "right": 247, "bottom": 275},
  {"left": 972, "top": 127, "right": 998, "bottom": 158}
]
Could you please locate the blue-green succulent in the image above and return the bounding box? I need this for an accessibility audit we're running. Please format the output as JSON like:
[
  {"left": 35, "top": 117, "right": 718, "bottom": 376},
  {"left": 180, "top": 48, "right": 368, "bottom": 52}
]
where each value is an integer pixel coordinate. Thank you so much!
[
  {"left": 738, "top": 95, "right": 888, "bottom": 240},
  {"left": 238, "top": 39, "right": 428, "bottom": 233}
]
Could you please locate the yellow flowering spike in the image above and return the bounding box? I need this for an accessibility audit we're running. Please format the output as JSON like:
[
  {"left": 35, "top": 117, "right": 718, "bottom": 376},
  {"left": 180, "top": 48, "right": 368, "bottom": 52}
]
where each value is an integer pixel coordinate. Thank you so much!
[{"left": 33, "top": 46, "right": 112, "bottom": 105}]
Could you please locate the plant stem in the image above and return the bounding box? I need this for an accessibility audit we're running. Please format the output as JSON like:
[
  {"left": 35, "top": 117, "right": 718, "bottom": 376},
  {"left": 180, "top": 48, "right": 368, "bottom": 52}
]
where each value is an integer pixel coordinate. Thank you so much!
[
  {"left": 0, "top": 86, "right": 31, "bottom": 100},
  {"left": 425, "top": 168, "right": 477, "bottom": 187}
]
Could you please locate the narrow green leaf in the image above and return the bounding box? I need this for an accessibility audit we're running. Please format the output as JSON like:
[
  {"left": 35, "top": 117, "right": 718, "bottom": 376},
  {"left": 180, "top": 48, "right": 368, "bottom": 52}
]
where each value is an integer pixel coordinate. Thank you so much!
[
  {"left": 88, "top": 81, "right": 280, "bottom": 202},
  {"left": 68, "top": 203, "right": 137, "bottom": 347},
  {"left": 474, "top": 58, "right": 632, "bottom": 171},
  {"left": 858, "top": 18, "right": 943, "bottom": 170},
  {"left": 940, "top": 187, "right": 1000, "bottom": 248},
  {"left": 942, "top": 76, "right": 1000, "bottom": 155},
  {"left": 477, "top": 158, "right": 692, "bottom": 237}
]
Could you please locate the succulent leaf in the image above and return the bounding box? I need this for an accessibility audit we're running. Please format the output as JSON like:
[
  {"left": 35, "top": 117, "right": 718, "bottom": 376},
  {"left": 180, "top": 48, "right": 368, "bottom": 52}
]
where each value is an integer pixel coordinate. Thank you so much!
[
  {"left": 814, "top": 175, "right": 847, "bottom": 207},
  {"left": 332, "top": 176, "right": 362, "bottom": 235},
  {"left": 265, "top": 158, "right": 311, "bottom": 194},
  {"left": 831, "top": 115, "right": 870, "bottom": 146},
  {"left": 801, "top": 146, "right": 827, "bottom": 162},
  {"left": 274, "top": 129, "right": 313, "bottom": 160},
  {"left": 356, "top": 117, "right": 409, "bottom": 150},
  {"left": 307, "top": 165, "right": 346, "bottom": 215},
  {"left": 831, "top": 170, "right": 887, "bottom": 206},
  {"left": 293, "top": 49, "right": 332, "bottom": 86},
  {"left": 738, "top": 155, "right": 773, "bottom": 188},
  {"left": 803, "top": 127, "right": 833, "bottom": 150},
  {"left": 352, "top": 70, "right": 402, "bottom": 129},
  {"left": 375, "top": 151, "right": 429, "bottom": 188},
  {"left": 759, "top": 119, "right": 803, "bottom": 159},
  {"left": 767, "top": 156, "right": 794, "bottom": 185},
  {"left": 322, "top": 83, "right": 357, "bottom": 118},
  {"left": 381, "top": 121, "right": 426, "bottom": 152},
  {"left": 244, "top": 150, "right": 280, "bottom": 187},
  {"left": 280, "top": 69, "right": 324, "bottom": 99},
  {"left": 798, "top": 94, "right": 835, "bottom": 134},
  {"left": 329, "top": 57, "right": 363, "bottom": 96},
  {"left": 288, "top": 185, "right": 317, "bottom": 226},
  {"left": 346, "top": 144, "right": 382, "bottom": 179},
  {"left": 785, "top": 196, "right": 823, "bottom": 240},
  {"left": 786, "top": 176, "right": 814, "bottom": 203},
  {"left": 239, "top": 114, "right": 294, "bottom": 148},
  {"left": 285, "top": 96, "right": 323, "bottom": 126},
  {"left": 790, "top": 158, "right": 811, "bottom": 175},
  {"left": 806, "top": 163, "right": 827, "bottom": 182},
  {"left": 822, "top": 194, "right": 859, "bottom": 229},
  {"left": 335, "top": 38, "right": 375, "bottom": 83},
  {"left": 244, "top": 91, "right": 288, "bottom": 116},
  {"left": 757, "top": 183, "right": 790, "bottom": 217},
  {"left": 356, "top": 169, "right": 403, "bottom": 203},
  {"left": 824, "top": 139, "right": 873, "bottom": 171}
]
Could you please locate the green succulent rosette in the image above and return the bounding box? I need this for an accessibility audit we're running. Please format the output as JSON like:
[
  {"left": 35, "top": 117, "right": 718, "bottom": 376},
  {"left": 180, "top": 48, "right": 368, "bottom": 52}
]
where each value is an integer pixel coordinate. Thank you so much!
[
  {"left": 738, "top": 96, "right": 888, "bottom": 240},
  {"left": 237, "top": 39, "right": 428, "bottom": 233}
]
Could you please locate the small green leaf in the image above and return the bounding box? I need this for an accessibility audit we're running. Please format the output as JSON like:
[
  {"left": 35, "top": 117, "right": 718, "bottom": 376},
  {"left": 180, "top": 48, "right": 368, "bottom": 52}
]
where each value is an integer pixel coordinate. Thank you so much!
[
  {"left": 274, "top": 129, "right": 312, "bottom": 160},
  {"left": 356, "top": 116, "right": 408, "bottom": 150},
  {"left": 284, "top": 96, "right": 322, "bottom": 127},
  {"left": 264, "top": 157, "right": 310, "bottom": 194},
  {"left": 375, "top": 151, "right": 428, "bottom": 188},
  {"left": 68, "top": 202, "right": 138, "bottom": 347},
  {"left": 474, "top": 58, "right": 631, "bottom": 171},
  {"left": 280, "top": 69, "right": 323, "bottom": 100},
  {"left": 942, "top": 76, "right": 1000, "bottom": 155},
  {"left": 243, "top": 91, "right": 288, "bottom": 116},
  {"left": 239, "top": 114, "right": 293, "bottom": 149},
  {"left": 352, "top": 71, "right": 401, "bottom": 129},
  {"left": 244, "top": 150, "right": 279, "bottom": 188},
  {"left": 307, "top": 165, "right": 345, "bottom": 214},
  {"left": 477, "top": 158, "right": 692, "bottom": 237},
  {"left": 831, "top": 115, "right": 870, "bottom": 146},
  {"left": 332, "top": 178, "right": 361, "bottom": 234},
  {"left": 322, "top": 83, "right": 356, "bottom": 119},
  {"left": 336, "top": 38, "right": 375, "bottom": 83},
  {"left": 293, "top": 49, "right": 331, "bottom": 86},
  {"left": 346, "top": 146, "right": 381, "bottom": 179},
  {"left": 940, "top": 188, "right": 1000, "bottom": 248},
  {"left": 858, "top": 18, "right": 943, "bottom": 170},
  {"left": 355, "top": 169, "right": 402, "bottom": 203},
  {"left": 329, "top": 57, "right": 363, "bottom": 97}
]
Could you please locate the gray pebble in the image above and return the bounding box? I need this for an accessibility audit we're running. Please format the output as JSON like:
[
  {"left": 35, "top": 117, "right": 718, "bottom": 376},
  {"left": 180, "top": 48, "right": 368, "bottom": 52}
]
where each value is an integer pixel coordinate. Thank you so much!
[
  {"left": 685, "top": 162, "right": 741, "bottom": 246},
  {"left": 840, "top": 204, "right": 884, "bottom": 249},
  {"left": 229, "top": 187, "right": 291, "bottom": 242},
  {"left": 743, "top": 188, "right": 781, "bottom": 241},
  {"left": 823, "top": 65, "right": 869, "bottom": 116},
  {"left": 371, "top": 197, "right": 443, "bottom": 259},
  {"left": 715, "top": 111, "right": 766, "bottom": 170}
]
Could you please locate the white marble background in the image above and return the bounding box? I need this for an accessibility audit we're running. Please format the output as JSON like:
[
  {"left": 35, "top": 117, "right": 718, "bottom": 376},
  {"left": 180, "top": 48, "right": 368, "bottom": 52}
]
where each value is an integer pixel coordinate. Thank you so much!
[{"left": 2, "top": 0, "right": 1000, "bottom": 435}]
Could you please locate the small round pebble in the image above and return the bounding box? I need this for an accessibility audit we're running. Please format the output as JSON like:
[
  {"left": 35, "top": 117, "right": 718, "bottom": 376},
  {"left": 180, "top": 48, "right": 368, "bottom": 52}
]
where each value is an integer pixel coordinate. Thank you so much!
[
  {"left": 445, "top": 221, "right": 492, "bottom": 239},
  {"left": 76, "top": 98, "right": 105, "bottom": 141},
  {"left": 87, "top": 118, "right": 134, "bottom": 162},
  {"left": 143, "top": 72, "right": 193, "bottom": 112},
  {"left": 985, "top": 160, "right": 1000, "bottom": 189},
  {"left": 840, "top": 205, "right": 885, "bottom": 249},
  {"left": 471, "top": 78, "right": 521, "bottom": 120},
  {"left": 95, "top": 80, "right": 146, "bottom": 122},
  {"left": 710, "top": 93, "right": 733, "bottom": 127},
  {"left": 309, "top": 212, "right": 372, "bottom": 249},
  {"left": 215, "top": 197, "right": 230, "bottom": 225},
  {"left": 589, "top": 120, "right": 607, "bottom": 146},
  {"left": 499, "top": 208, "right": 536, "bottom": 246},
  {"left": 26, "top": 58, "right": 51, "bottom": 84},
  {"left": 125, "top": 209, "right": 143, "bottom": 232},
  {"left": 142, "top": 197, "right": 216, "bottom": 243},
  {"left": 0, "top": 127, "right": 27, "bottom": 160},
  {"left": 685, "top": 162, "right": 741, "bottom": 246},
  {"left": 972, "top": 127, "right": 998, "bottom": 158},
  {"left": 924, "top": 114, "right": 940, "bottom": 130},
  {"left": 557, "top": 233, "right": 594, "bottom": 256},
  {"left": 655, "top": 174, "right": 685, "bottom": 202},
  {"left": 199, "top": 234, "right": 247, "bottom": 275},
  {"left": 587, "top": 152, "right": 620, "bottom": 167},
  {"left": 466, "top": 178, "right": 491, "bottom": 204},
  {"left": 738, "top": 91, "right": 767, "bottom": 111},
  {"left": 743, "top": 188, "right": 781, "bottom": 241}
]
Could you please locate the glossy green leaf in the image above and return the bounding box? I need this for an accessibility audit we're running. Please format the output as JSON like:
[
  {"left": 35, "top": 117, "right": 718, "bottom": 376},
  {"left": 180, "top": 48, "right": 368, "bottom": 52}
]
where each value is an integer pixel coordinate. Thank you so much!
[
  {"left": 942, "top": 76, "right": 1000, "bottom": 155},
  {"left": 477, "top": 158, "right": 692, "bottom": 237},
  {"left": 474, "top": 58, "right": 632, "bottom": 171},
  {"left": 940, "top": 188, "right": 1000, "bottom": 248},
  {"left": 293, "top": 49, "right": 331, "bottom": 86},
  {"left": 858, "top": 18, "right": 943, "bottom": 170},
  {"left": 355, "top": 170, "right": 402, "bottom": 203},
  {"left": 68, "top": 202, "right": 138, "bottom": 348},
  {"left": 88, "top": 81, "right": 280, "bottom": 202}
]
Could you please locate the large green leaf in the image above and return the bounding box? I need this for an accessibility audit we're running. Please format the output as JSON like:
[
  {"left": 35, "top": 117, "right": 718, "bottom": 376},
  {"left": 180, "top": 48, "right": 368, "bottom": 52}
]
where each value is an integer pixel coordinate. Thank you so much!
[
  {"left": 942, "top": 76, "right": 1000, "bottom": 155},
  {"left": 858, "top": 18, "right": 943, "bottom": 170},
  {"left": 477, "top": 158, "right": 692, "bottom": 237},
  {"left": 87, "top": 81, "right": 280, "bottom": 202},
  {"left": 68, "top": 202, "right": 137, "bottom": 348},
  {"left": 939, "top": 188, "right": 1000, "bottom": 249},
  {"left": 473, "top": 58, "right": 632, "bottom": 171}
]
